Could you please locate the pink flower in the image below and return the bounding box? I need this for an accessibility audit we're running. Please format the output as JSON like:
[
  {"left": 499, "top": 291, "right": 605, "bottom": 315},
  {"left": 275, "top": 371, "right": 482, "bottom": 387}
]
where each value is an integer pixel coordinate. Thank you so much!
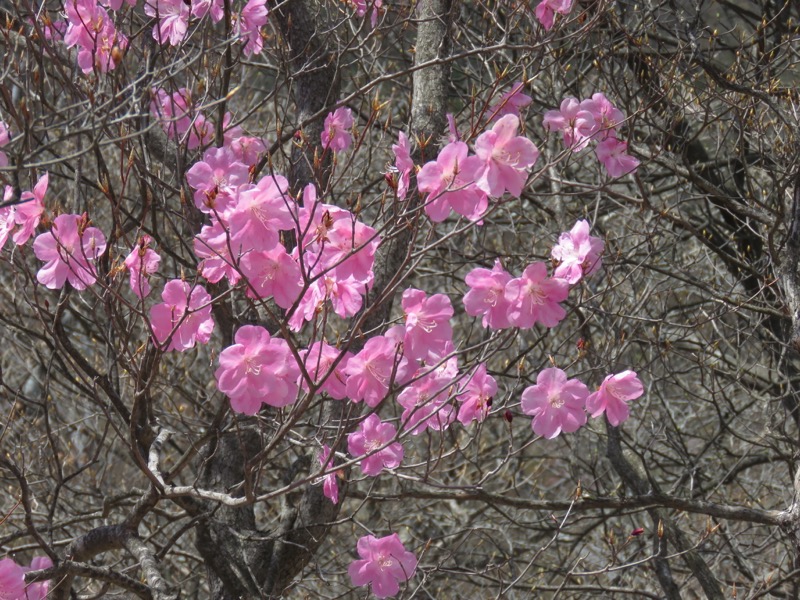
[
  {"left": 14, "top": 172, "right": 48, "bottom": 245},
  {"left": 521, "top": 367, "right": 588, "bottom": 438},
  {"left": 322, "top": 107, "right": 354, "bottom": 152},
  {"left": 150, "top": 280, "right": 215, "bottom": 352},
  {"left": 391, "top": 131, "right": 414, "bottom": 200},
  {"left": 22, "top": 556, "right": 53, "bottom": 600},
  {"left": 236, "top": 0, "right": 268, "bottom": 56},
  {"left": 228, "top": 175, "right": 295, "bottom": 253},
  {"left": 0, "top": 187, "right": 17, "bottom": 250},
  {"left": 0, "top": 121, "right": 10, "bottom": 167},
  {"left": 351, "top": 0, "right": 382, "bottom": 26},
  {"left": 296, "top": 190, "right": 380, "bottom": 285},
  {"left": 551, "top": 220, "right": 604, "bottom": 284},
  {"left": 215, "top": 325, "right": 300, "bottom": 413},
  {"left": 456, "top": 363, "right": 497, "bottom": 425},
  {"left": 534, "top": 0, "right": 573, "bottom": 30},
  {"left": 239, "top": 246, "right": 303, "bottom": 309},
  {"left": 595, "top": 138, "right": 640, "bottom": 178},
  {"left": 186, "top": 147, "right": 249, "bottom": 215},
  {"left": 194, "top": 219, "right": 243, "bottom": 284},
  {"left": 504, "top": 262, "right": 570, "bottom": 329},
  {"left": 397, "top": 363, "right": 456, "bottom": 435},
  {"left": 344, "top": 335, "right": 409, "bottom": 407},
  {"left": 488, "top": 81, "right": 532, "bottom": 121},
  {"left": 348, "top": 533, "right": 417, "bottom": 599},
  {"left": 585, "top": 370, "right": 644, "bottom": 426},
  {"left": 347, "top": 413, "right": 404, "bottom": 476},
  {"left": 300, "top": 341, "right": 353, "bottom": 400},
  {"left": 581, "top": 93, "right": 625, "bottom": 138},
  {"left": 33, "top": 213, "right": 107, "bottom": 291},
  {"left": 401, "top": 288, "right": 454, "bottom": 362},
  {"left": 543, "top": 97, "right": 597, "bottom": 151},
  {"left": 463, "top": 259, "right": 514, "bottom": 329},
  {"left": 64, "top": 0, "right": 128, "bottom": 73},
  {"left": 191, "top": 0, "right": 224, "bottom": 21},
  {"left": 473, "top": 114, "right": 539, "bottom": 198},
  {"left": 0, "top": 558, "right": 25, "bottom": 600},
  {"left": 151, "top": 88, "right": 214, "bottom": 149},
  {"left": 124, "top": 235, "right": 161, "bottom": 299},
  {"left": 417, "top": 141, "right": 487, "bottom": 222},
  {"left": 144, "top": 0, "right": 190, "bottom": 45},
  {"left": 318, "top": 444, "right": 339, "bottom": 504}
]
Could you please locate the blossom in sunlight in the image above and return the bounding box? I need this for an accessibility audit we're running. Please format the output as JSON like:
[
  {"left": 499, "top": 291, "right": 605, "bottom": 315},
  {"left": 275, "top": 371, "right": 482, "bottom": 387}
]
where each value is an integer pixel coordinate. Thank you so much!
[
  {"left": 33, "top": 213, "right": 106, "bottom": 291},
  {"left": 349, "top": 534, "right": 417, "bottom": 599},
  {"left": 521, "top": 367, "right": 588, "bottom": 439},
  {"left": 150, "top": 280, "right": 215, "bottom": 352},
  {"left": 585, "top": 370, "right": 644, "bottom": 426},
  {"left": 348, "top": 413, "right": 404, "bottom": 476}
]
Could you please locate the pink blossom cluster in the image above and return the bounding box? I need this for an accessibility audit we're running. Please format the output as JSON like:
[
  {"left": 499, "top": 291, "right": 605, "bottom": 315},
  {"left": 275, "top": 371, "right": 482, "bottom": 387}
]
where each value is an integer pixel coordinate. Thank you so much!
[
  {"left": 544, "top": 93, "right": 640, "bottom": 177},
  {"left": 321, "top": 107, "right": 354, "bottom": 152},
  {"left": 522, "top": 368, "right": 644, "bottom": 438},
  {"left": 463, "top": 220, "right": 604, "bottom": 330},
  {"left": 144, "top": 0, "right": 267, "bottom": 54},
  {"left": 63, "top": 0, "right": 129, "bottom": 74},
  {"left": 0, "top": 556, "right": 52, "bottom": 600},
  {"left": 417, "top": 114, "right": 539, "bottom": 222}
]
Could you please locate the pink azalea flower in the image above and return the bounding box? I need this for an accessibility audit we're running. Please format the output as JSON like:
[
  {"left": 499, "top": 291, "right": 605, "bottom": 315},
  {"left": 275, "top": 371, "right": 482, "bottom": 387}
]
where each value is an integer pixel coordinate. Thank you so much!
[
  {"left": 401, "top": 288, "right": 454, "bottom": 362},
  {"left": 351, "top": 0, "right": 382, "bottom": 27},
  {"left": 504, "top": 262, "right": 570, "bottom": 329},
  {"left": 64, "top": 0, "right": 128, "bottom": 73},
  {"left": 595, "top": 137, "right": 640, "bottom": 178},
  {"left": 473, "top": 114, "right": 539, "bottom": 198},
  {"left": 0, "top": 121, "right": 10, "bottom": 167},
  {"left": 296, "top": 187, "right": 380, "bottom": 285},
  {"left": 463, "top": 259, "right": 514, "bottom": 329},
  {"left": 228, "top": 174, "right": 295, "bottom": 253},
  {"left": 543, "top": 97, "right": 597, "bottom": 151},
  {"left": 14, "top": 172, "right": 48, "bottom": 245},
  {"left": 391, "top": 131, "right": 414, "bottom": 200},
  {"left": 0, "top": 187, "right": 17, "bottom": 250},
  {"left": 151, "top": 88, "right": 214, "bottom": 150},
  {"left": 123, "top": 235, "right": 161, "bottom": 299},
  {"left": 534, "top": 0, "right": 573, "bottom": 31},
  {"left": 581, "top": 93, "right": 625, "bottom": 139},
  {"left": 236, "top": 0, "right": 268, "bottom": 56},
  {"left": 191, "top": 0, "right": 224, "bottom": 21},
  {"left": 585, "top": 370, "right": 644, "bottom": 426},
  {"left": 347, "top": 413, "right": 404, "bottom": 476},
  {"left": 551, "top": 220, "right": 604, "bottom": 284},
  {"left": 521, "top": 367, "right": 589, "bottom": 438},
  {"left": 144, "top": 0, "right": 190, "bottom": 46},
  {"left": 348, "top": 533, "right": 417, "bottom": 599},
  {"left": 417, "top": 141, "right": 488, "bottom": 222},
  {"left": 456, "top": 363, "right": 497, "bottom": 425},
  {"left": 186, "top": 147, "right": 249, "bottom": 215},
  {"left": 33, "top": 213, "right": 107, "bottom": 291},
  {"left": 150, "top": 280, "right": 215, "bottom": 352},
  {"left": 223, "top": 116, "right": 267, "bottom": 165},
  {"left": 300, "top": 341, "right": 354, "bottom": 400},
  {"left": 239, "top": 246, "right": 303, "bottom": 309},
  {"left": 322, "top": 107, "right": 354, "bottom": 152},
  {"left": 194, "top": 219, "right": 243, "bottom": 284},
  {"left": 22, "top": 556, "right": 53, "bottom": 600},
  {"left": 215, "top": 325, "right": 300, "bottom": 413},
  {"left": 318, "top": 444, "right": 339, "bottom": 504},
  {"left": 344, "top": 335, "right": 409, "bottom": 407},
  {"left": 488, "top": 81, "right": 532, "bottom": 121},
  {"left": 0, "top": 558, "right": 25, "bottom": 600},
  {"left": 397, "top": 363, "right": 456, "bottom": 435}
]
